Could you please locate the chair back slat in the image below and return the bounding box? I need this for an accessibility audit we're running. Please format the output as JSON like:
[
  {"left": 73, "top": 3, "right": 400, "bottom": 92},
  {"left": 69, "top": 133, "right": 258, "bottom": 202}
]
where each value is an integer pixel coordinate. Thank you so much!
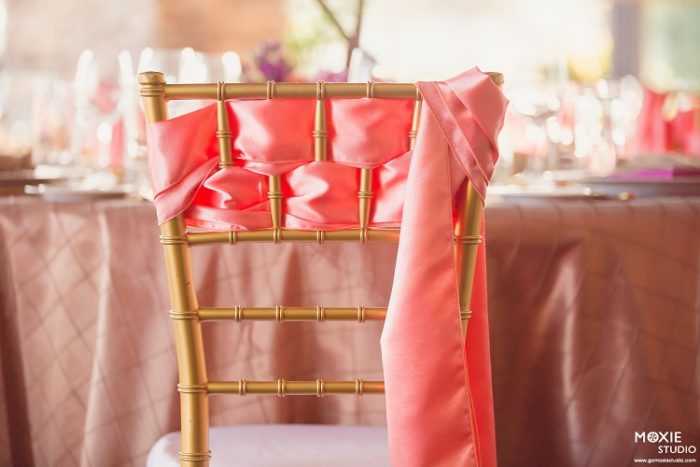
[
  {"left": 160, "top": 75, "right": 503, "bottom": 100},
  {"left": 207, "top": 379, "right": 384, "bottom": 396},
  {"left": 197, "top": 305, "right": 387, "bottom": 322}
]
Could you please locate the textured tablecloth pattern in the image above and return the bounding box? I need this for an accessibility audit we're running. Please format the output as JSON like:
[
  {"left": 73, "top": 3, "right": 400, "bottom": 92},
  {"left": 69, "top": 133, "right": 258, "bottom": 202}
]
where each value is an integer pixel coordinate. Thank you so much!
[{"left": 0, "top": 196, "right": 698, "bottom": 466}]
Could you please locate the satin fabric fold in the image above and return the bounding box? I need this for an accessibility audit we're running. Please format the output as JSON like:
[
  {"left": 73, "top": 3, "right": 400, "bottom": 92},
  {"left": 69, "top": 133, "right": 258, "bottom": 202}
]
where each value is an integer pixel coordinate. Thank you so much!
[
  {"left": 380, "top": 70, "right": 505, "bottom": 467},
  {"left": 146, "top": 97, "right": 415, "bottom": 228},
  {"left": 145, "top": 68, "right": 507, "bottom": 466}
]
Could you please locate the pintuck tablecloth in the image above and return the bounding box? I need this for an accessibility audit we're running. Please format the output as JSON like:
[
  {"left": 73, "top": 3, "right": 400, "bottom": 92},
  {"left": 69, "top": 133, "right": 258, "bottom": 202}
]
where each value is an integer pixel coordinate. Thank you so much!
[{"left": 0, "top": 196, "right": 699, "bottom": 467}]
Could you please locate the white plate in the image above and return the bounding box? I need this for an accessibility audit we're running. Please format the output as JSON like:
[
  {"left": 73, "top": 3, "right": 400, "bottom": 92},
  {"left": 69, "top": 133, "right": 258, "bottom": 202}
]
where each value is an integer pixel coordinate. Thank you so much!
[
  {"left": 582, "top": 177, "right": 700, "bottom": 197},
  {"left": 487, "top": 184, "right": 614, "bottom": 202},
  {"left": 0, "top": 170, "right": 66, "bottom": 186},
  {"left": 24, "top": 184, "right": 130, "bottom": 202}
]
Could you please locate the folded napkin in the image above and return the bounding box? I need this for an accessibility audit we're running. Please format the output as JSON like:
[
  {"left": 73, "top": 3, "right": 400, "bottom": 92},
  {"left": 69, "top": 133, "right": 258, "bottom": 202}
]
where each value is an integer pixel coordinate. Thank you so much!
[
  {"left": 614, "top": 154, "right": 700, "bottom": 179},
  {"left": 610, "top": 167, "right": 700, "bottom": 179}
]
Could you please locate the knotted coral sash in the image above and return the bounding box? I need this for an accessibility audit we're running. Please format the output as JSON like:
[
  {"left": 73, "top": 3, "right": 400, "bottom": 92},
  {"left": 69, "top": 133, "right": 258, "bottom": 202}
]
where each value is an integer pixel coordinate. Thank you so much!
[
  {"left": 146, "top": 68, "right": 507, "bottom": 467},
  {"left": 147, "top": 98, "right": 415, "bottom": 229}
]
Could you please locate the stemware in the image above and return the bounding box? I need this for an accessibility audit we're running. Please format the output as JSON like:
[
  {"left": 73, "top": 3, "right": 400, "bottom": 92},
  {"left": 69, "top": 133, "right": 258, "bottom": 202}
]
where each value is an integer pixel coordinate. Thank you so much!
[
  {"left": 122, "top": 47, "right": 242, "bottom": 198},
  {"left": 31, "top": 75, "right": 75, "bottom": 166},
  {"left": 72, "top": 49, "right": 124, "bottom": 176},
  {"left": 0, "top": 69, "right": 35, "bottom": 156}
]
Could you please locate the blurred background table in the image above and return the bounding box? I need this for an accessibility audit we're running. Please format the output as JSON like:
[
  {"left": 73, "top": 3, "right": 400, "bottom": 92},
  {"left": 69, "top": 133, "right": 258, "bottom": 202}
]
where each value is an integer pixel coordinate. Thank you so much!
[{"left": 1, "top": 195, "right": 698, "bottom": 467}]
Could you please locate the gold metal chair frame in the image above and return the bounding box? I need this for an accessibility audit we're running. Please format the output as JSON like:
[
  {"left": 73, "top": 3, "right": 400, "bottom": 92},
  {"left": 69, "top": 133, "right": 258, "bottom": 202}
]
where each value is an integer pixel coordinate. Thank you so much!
[{"left": 139, "top": 70, "right": 502, "bottom": 466}]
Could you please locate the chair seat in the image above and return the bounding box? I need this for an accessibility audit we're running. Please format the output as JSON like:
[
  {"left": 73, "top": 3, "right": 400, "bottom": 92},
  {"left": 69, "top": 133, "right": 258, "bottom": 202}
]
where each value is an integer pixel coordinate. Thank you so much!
[{"left": 147, "top": 424, "right": 391, "bottom": 467}]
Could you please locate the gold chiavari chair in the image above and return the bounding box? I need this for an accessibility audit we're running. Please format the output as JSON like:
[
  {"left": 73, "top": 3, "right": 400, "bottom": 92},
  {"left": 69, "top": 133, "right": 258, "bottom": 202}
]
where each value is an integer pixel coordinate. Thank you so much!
[{"left": 140, "top": 70, "right": 503, "bottom": 467}]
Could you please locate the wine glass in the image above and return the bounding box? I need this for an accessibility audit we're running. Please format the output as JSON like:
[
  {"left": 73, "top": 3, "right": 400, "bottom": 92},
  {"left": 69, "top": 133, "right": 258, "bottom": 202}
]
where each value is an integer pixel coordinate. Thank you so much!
[
  {"left": 31, "top": 75, "right": 75, "bottom": 166},
  {"left": 72, "top": 49, "right": 124, "bottom": 182}
]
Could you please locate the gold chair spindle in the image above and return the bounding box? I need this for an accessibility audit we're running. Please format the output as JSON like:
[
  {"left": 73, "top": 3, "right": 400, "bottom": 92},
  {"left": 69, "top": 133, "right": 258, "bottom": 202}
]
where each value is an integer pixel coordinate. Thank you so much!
[
  {"left": 314, "top": 81, "right": 328, "bottom": 161},
  {"left": 207, "top": 379, "right": 384, "bottom": 396},
  {"left": 453, "top": 182, "right": 485, "bottom": 338},
  {"left": 356, "top": 82, "right": 376, "bottom": 243},
  {"left": 358, "top": 168, "right": 373, "bottom": 244},
  {"left": 268, "top": 175, "right": 282, "bottom": 241},
  {"left": 140, "top": 71, "right": 212, "bottom": 466},
  {"left": 409, "top": 90, "right": 422, "bottom": 150},
  {"left": 197, "top": 305, "right": 387, "bottom": 322},
  {"left": 216, "top": 82, "right": 233, "bottom": 169},
  {"left": 265, "top": 81, "right": 284, "bottom": 240}
]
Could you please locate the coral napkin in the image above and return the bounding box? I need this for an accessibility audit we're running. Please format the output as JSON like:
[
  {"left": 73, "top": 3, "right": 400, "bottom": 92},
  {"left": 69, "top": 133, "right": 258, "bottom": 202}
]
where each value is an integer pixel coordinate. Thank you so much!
[{"left": 146, "top": 68, "right": 507, "bottom": 467}]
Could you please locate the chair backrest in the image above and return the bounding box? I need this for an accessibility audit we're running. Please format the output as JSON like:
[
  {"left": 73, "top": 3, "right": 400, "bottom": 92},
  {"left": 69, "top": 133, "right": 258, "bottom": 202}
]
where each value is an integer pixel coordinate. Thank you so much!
[{"left": 139, "top": 70, "right": 502, "bottom": 466}]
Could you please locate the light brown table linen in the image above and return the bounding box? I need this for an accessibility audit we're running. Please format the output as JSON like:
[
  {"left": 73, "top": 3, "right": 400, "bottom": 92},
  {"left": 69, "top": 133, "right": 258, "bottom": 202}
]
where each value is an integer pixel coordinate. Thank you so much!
[{"left": 0, "top": 196, "right": 698, "bottom": 466}]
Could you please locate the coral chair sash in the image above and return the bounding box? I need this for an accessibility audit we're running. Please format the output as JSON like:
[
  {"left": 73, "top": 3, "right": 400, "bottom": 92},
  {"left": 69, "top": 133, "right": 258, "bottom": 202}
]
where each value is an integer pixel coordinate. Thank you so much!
[
  {"left": 380, "top": 70, "right": 505, "bottom": 467},
  {"left": 146, "top": 68, "right": 507, "bottom": 466}
]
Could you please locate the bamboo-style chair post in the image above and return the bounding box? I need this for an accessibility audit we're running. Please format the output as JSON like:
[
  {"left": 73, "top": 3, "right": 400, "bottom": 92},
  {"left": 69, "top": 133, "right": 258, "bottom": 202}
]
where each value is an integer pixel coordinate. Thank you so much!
[
  {"left": 139, "top": 71, "right": 211, "bottom": 467},
  {"left": 314, "top": 80, "right": 328, "bottom": 162},
  {"left": 265, "top": 81, "right": 284, "bottom": 238},
  {"left": 357, "top": 167, "right": 372, "bottom": 240},
  {"left": 406, "top": 85, "right": 485, "bottom": 338},
  {"left": 216, "top": 82, "right": 233, "bottom": 169},
  {"left": 356, "top": 82, "right": 376, "bottom": 241},
  {"left": 267, "top": 174, "right": 283, "bottom": 237},
  {"left": 453, "top": 181, "right": 485, "bottom": 338},
  {"left": 409, "top": 90, "right": 422, "bottom": 150}
]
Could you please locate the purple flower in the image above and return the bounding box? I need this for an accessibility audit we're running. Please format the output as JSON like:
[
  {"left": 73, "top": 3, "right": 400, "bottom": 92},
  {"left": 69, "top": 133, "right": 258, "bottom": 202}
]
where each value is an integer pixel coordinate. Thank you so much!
[{"left": 244, "top": 41, "right": 294, "bottom": 82}]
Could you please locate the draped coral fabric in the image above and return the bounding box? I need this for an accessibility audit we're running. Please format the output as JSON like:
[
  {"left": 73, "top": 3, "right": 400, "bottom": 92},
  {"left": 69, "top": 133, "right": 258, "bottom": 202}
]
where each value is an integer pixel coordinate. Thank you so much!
[
  {"left": 146, "top": 68, "right": 507, "bottom": 466},
  {"left": 634, "top": 87, "right": 700, "bottom": 156}
]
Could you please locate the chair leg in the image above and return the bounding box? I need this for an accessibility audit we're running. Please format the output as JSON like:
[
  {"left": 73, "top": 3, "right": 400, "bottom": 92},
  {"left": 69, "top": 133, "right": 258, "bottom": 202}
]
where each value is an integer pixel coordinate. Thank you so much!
[
  {"left": 158, "top": 216, "right": 210, "bottom": 466},
  {"left": 141, "top": 79, "right": 212, "bottom": 467},
  {"left": 179, "top": 391, "right": 210, "bottom": 467}
]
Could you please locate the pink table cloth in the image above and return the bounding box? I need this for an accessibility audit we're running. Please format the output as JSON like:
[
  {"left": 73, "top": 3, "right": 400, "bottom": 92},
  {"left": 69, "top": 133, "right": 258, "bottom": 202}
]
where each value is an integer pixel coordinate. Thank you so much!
[{"left": 0, "top": 196, "right": 699, "bottom": 466}]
